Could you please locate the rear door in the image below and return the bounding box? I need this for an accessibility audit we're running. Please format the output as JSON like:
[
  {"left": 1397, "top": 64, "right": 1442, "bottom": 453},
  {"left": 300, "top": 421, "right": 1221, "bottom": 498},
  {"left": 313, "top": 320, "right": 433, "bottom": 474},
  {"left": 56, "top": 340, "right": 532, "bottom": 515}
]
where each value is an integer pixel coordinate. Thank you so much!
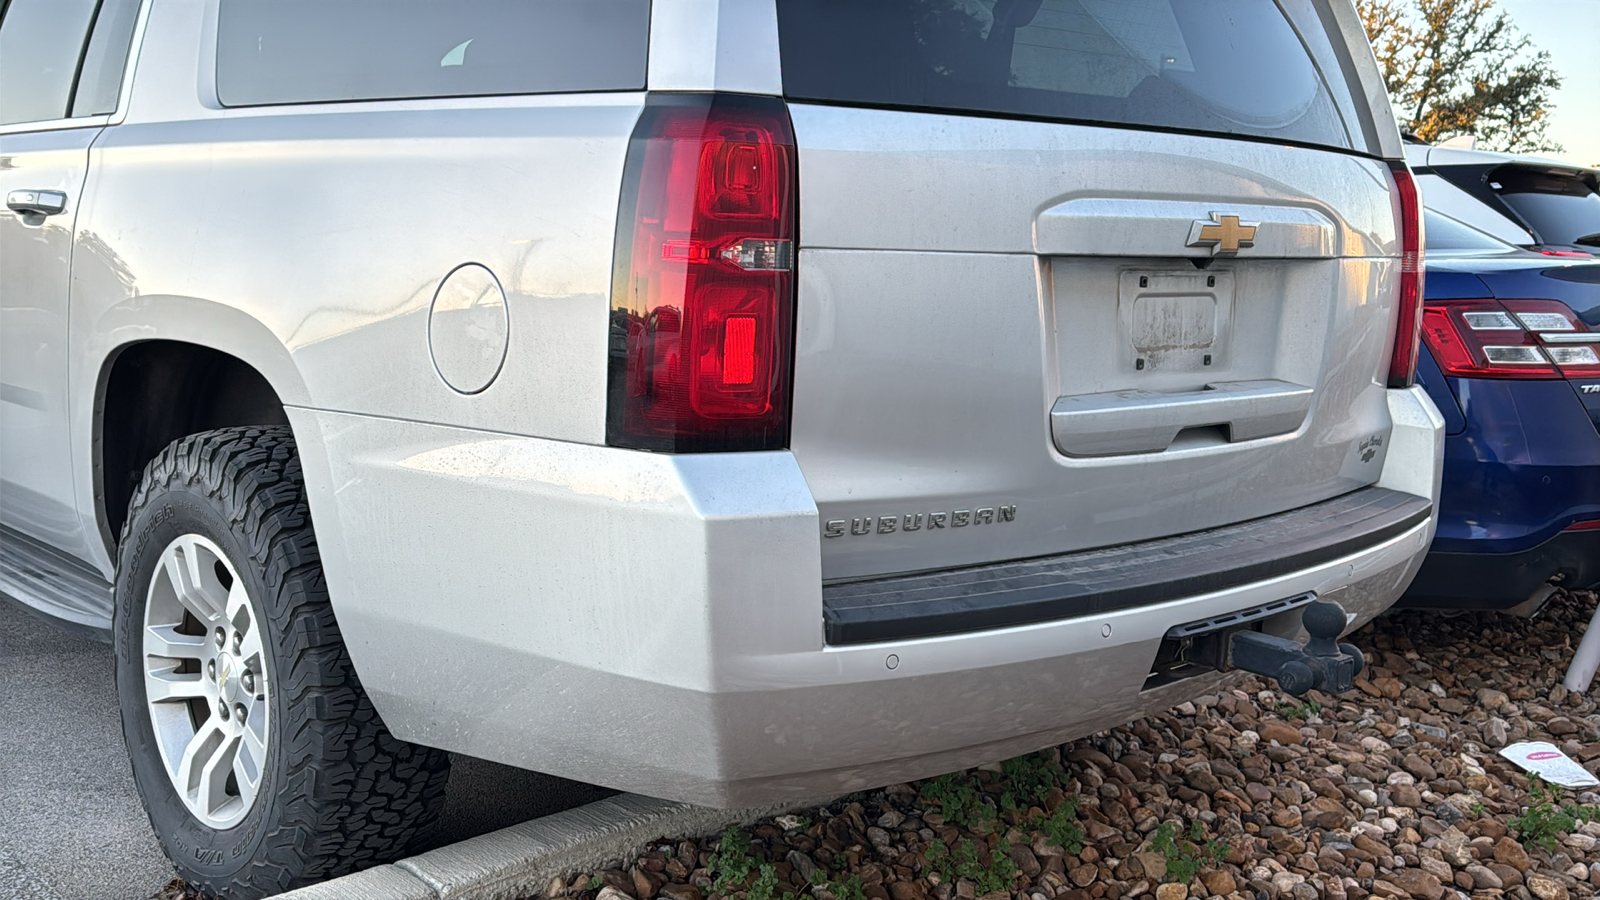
[{"left": 776, "top": 0, "right": 1406, "bottom": 581}]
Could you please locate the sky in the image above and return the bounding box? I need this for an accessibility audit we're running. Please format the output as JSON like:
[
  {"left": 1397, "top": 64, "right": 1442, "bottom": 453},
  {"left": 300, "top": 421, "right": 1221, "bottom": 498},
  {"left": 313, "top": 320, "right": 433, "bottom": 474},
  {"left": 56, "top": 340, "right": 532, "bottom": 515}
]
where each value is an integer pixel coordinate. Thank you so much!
[{"left": 1497, "top": 0, "right": 1600, "bottom": 167}]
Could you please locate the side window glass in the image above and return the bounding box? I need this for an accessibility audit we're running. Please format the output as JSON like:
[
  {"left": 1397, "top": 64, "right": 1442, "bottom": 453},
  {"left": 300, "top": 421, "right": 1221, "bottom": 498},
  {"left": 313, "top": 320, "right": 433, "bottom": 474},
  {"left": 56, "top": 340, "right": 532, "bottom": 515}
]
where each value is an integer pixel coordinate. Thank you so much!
[
  {"left": 72, "top": 0, "right": 143, "bottom": 117},
  {"left": 215, "top": 0, "right": 650, "bottom": 107},
  {"left": 1423, "top": 210, "right": 1516, "bottom": 253},
  {"left": 0, "top": 0, "right": 101, "bottom": 126}
]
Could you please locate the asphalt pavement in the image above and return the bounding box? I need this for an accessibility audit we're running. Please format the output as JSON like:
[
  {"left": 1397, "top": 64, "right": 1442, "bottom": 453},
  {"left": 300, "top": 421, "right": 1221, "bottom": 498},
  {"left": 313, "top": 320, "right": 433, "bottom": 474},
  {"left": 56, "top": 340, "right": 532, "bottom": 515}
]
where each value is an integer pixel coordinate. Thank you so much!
[{"left": 0, "top": 597, "right": 611, "bottom": 900}]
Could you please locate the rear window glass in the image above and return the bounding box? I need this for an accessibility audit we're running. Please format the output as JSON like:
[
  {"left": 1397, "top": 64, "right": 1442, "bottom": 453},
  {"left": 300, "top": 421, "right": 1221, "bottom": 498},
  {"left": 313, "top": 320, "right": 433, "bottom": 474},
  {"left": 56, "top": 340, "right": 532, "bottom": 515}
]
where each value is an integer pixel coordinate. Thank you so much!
[
  {"left": 216, "top": 0, "right": 649, "bottom": 107},
  {"left": 1424, "top": 210, "right": 1516, "bottom": 254},
  {"left": 1493, "top": 169, "right": 1600, "bottom": 248},
  {"left": 775, "top": 0, "right": 1356, "bottom": 152}
]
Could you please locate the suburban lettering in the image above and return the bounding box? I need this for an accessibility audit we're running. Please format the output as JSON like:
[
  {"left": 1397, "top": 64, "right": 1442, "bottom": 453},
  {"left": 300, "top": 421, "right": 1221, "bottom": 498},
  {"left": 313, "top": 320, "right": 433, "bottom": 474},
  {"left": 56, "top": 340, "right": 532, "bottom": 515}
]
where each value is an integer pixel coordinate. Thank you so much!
[{"left": 821, "top": 505, "right": 1018, "bottom": 537}]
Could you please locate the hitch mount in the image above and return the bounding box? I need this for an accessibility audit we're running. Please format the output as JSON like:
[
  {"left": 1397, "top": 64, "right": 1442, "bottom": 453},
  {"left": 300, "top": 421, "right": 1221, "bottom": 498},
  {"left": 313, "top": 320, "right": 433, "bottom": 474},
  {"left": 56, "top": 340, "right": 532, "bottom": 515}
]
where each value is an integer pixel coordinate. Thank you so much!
[{"left": 1227, "top": 598, "right": 1365, "bottom": 696}]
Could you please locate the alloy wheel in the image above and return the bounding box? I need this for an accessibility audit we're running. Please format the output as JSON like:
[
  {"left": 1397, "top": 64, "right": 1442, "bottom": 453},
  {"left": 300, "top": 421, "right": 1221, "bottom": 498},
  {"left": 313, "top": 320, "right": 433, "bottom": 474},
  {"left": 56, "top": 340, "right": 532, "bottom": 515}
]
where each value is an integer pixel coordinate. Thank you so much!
[{"left": 141, "top": 534, "right": 270, "bottom": 829}]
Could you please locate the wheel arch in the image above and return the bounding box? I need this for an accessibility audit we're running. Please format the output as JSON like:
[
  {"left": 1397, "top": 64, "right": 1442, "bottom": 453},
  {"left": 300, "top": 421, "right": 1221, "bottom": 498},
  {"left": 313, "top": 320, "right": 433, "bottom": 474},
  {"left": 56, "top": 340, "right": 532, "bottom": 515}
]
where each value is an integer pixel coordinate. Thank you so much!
[{"left": 82, "top": 295, "right": 315, "bottom": 563}]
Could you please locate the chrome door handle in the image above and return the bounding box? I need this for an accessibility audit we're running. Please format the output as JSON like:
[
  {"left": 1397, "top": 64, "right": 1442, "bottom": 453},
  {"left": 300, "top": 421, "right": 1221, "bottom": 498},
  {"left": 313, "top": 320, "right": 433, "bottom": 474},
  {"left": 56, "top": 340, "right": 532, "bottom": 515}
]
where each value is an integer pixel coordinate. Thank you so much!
[
  {"left": 6, "top": 190, "right": 68, "bottom": 217},
  {"left": 1051, "top": 379, "right": 1314, "bottom": 456}
]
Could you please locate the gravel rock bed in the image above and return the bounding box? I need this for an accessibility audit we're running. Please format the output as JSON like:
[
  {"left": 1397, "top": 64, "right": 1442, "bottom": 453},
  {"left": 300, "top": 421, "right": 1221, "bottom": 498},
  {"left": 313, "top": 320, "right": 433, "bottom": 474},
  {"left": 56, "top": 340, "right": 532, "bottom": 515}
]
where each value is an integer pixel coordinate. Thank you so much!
[{"left": 546, "top": 590, "right": 1600, "bottom": 900}]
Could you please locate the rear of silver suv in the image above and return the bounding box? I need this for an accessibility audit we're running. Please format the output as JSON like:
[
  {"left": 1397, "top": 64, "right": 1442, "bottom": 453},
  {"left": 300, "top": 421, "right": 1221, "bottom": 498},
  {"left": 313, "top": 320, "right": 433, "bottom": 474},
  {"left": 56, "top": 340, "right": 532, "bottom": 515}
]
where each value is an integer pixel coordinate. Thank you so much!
[
  {"left": 488, "top": 0, "right": 1445, "bottom": 800},
  {"left": 0, "top": 0, "right": 1440, "bottom": 895},
  {"left": 624, "top": 0, "right": 1442, "bottom": 797}
]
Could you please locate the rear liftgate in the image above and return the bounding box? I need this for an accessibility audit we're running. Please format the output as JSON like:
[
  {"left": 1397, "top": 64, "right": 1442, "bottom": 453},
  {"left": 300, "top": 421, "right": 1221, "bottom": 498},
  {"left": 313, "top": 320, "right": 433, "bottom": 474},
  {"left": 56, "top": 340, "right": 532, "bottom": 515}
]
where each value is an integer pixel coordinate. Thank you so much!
[{"left": 1148, "top": 595, "right": 1366, "bottom": 696}]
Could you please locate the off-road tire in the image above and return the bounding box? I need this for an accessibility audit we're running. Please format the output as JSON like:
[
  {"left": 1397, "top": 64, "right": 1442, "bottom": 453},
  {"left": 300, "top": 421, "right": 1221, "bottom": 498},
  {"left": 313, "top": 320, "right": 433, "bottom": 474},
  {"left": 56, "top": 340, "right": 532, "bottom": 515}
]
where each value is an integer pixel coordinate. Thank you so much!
[{"left": 114, "top": 426, "right": 449, "bottom": 898}]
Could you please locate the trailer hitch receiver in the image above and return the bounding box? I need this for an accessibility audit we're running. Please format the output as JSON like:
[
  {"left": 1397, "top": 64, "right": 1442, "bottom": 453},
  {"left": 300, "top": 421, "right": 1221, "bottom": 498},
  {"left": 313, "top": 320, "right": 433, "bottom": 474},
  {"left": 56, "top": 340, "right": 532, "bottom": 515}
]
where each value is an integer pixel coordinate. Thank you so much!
[{"left": 1228, "top": 599, "right": 1365, "bottom": 696}]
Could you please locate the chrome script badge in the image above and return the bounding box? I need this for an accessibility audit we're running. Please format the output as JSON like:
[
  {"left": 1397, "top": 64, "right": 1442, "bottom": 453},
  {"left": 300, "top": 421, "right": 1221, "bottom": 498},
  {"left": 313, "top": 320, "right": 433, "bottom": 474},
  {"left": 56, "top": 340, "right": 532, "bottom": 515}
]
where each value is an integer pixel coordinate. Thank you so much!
[{"left": 824, "top": 505, "right": 1018, "bottom": 538}]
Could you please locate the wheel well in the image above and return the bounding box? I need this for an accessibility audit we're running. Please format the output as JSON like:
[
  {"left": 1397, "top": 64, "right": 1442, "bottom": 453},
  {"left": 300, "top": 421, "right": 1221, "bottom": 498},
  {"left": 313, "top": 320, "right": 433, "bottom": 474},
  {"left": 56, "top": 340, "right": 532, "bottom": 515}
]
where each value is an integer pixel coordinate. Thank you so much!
[{"left": 99, "top": 342, "right": 289, "bottom": 542}]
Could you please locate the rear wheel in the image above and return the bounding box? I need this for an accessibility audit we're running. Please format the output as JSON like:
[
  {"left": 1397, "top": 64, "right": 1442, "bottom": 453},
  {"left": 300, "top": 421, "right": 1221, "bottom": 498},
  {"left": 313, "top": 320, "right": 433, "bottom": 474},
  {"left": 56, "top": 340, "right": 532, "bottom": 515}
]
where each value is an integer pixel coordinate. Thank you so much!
[{"left": 114, "top": 426, "right": 449, "bottom": 898}]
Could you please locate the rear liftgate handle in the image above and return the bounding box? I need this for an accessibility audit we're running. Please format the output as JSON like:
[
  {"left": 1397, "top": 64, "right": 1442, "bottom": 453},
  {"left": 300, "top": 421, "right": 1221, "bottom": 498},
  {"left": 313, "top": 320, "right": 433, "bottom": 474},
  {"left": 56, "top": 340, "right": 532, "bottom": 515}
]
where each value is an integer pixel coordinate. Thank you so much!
[
  {"left": 1228, "top": 599, "right": 1366, "bottom": 696},
  {"left": 1051, "top": 379, "right": 1313, "bottom": 457}
]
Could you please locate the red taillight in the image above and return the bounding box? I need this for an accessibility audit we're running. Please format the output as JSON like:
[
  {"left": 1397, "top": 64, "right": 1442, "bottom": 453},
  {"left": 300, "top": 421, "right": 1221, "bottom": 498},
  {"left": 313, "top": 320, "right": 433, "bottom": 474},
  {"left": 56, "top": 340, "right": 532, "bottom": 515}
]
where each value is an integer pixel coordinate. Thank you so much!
[
  {"left": 606, "top": 94, "right": 798, "bottom": 452},
  {"left": 1420, "top": 297, "right": 1600, "bottom": 379},
  {"left": 1387, "top": 161, "right": 1425, "bottom": 389},
  {"left": 1566, "top": 520, "right": 1600, "bottom": 532}
]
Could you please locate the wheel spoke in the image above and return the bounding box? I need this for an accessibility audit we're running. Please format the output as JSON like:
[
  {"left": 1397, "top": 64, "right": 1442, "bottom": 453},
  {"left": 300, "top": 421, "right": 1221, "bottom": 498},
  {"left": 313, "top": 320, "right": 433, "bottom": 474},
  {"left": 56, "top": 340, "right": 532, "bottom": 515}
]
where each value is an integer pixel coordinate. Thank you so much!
[
  {"left": 144, "top": 623, "right": 207, "bottom": 661},
  {"left": 166, "top": 540, "right": 223, "bottom": 625},
  {"left": 225, "top": 579, "right": 251, "bottom": 623},
  {"left": 175, "top": 718, "right": 226, "bottom": 798},
  {"left": 146, "top": 666, "right": 210, "bottom": 703},
  {"left": 236, "top": 625, "right": 264, "bottom": 674},
  {"left": 196, "top": 732, "right": 242, "bottom": 817},
  {"left": 236, "top": 717, "right": 267, "bottom": 805}
]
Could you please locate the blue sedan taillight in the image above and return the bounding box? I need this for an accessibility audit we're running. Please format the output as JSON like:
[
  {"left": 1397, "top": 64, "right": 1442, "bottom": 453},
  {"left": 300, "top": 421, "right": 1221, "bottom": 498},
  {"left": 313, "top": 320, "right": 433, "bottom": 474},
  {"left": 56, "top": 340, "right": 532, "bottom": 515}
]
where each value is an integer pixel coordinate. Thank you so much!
[{"left": 1421, "top": 297, "right": 1600, "bottom": 380}]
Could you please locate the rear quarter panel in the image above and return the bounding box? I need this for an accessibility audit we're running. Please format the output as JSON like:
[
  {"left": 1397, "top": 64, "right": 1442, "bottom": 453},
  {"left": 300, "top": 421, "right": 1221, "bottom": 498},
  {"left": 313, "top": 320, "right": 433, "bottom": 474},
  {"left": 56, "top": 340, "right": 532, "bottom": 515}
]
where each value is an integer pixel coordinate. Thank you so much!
[
  {"left": 68, "top": 0, "right": 642, "bottom": 570},
  {"left": 72, "top": 0, "right": 636, "bottom": 445}
]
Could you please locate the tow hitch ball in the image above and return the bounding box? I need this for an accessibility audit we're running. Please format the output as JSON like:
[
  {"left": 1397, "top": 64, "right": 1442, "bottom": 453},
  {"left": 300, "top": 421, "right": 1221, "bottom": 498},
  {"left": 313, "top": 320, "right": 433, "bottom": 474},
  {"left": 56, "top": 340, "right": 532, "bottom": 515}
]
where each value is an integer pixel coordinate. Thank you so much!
[{"left": 1229, "top": 599, "right": 1366, "bottom": 696}]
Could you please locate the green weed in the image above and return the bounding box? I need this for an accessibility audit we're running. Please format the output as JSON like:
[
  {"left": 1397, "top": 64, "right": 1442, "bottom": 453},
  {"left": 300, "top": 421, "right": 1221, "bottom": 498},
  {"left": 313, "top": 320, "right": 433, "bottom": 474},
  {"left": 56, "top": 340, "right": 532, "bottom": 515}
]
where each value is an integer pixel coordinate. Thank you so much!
[
  {"left": 830, "top": 875, "right": 866, "bottom": 900},
  {"left": 1027, "top": 796, "right": 1084, "bottom": 854},
  {"left": 1274, "top": 698, "right": 1322, "bottom": 720},
  {"left": 1511, "top": 802, "right": 1571, "bottom": 853},
  {"left": 709, "top": 828, "right": 759, "bottom": 897},
  {"left": 1149, "top": 822, "right": 1228, "bottom": 885},
  {"left": 748, "top": 865, "right": 782, "bottom": 900},
  {"left": 1510, "top": 777, "right": 1582, "bottom": 853},
  {"left": 999, "top": 752, "right": 1068, "bottom": 812},
  {"left": 919, "top": 773, "right": 996, "bottom": 830},
  {"left": 1566, "top": 802, "right": 1600, "bottom": 824},
  {"left": 924, "top": 838, "right": 1016, "bottom": 895},
  {"left": 805, "top": 867, "right": 867, "bottom": 900}
]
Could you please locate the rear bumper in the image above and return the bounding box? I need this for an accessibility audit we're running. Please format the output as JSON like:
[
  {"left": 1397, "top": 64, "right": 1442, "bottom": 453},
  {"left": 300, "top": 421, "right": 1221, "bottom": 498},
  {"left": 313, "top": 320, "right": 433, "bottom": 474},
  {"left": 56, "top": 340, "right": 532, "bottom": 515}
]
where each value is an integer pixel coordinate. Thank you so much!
[
  {"left": 288, "top": 387, "right": 1440, "bottom": 807},
  {"left": 1404, "top": 368, "right": 1600, "bottom": 607},
  {"left": 824, "top": 488, "right": 1431, "bottom": 645},
  {"left": 1403, "top": 528, "right": 1600, "bottom": 610}
]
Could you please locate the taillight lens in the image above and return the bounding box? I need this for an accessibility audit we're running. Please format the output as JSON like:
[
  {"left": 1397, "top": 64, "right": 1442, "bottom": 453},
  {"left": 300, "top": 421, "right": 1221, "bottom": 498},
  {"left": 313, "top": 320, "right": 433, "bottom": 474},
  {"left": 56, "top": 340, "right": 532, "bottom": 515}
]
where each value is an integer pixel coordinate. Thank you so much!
[
  {"left": 1387, "top": 161, "right": 1425, "bottom": 389},
  {"left": 1420, "top": 297, "right": 1600, "bottom": 379},
  {"left": 606, "top": 93, "right": 798, "bottom": 452}
]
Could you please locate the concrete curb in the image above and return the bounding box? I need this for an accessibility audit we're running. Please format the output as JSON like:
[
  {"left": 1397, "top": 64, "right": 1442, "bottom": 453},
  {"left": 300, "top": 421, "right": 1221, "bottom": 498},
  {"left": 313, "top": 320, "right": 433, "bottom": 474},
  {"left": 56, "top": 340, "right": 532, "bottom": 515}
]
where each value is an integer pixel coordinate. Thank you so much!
[{"left": 270, "top": 793, "right": 816, "bottom": 900}]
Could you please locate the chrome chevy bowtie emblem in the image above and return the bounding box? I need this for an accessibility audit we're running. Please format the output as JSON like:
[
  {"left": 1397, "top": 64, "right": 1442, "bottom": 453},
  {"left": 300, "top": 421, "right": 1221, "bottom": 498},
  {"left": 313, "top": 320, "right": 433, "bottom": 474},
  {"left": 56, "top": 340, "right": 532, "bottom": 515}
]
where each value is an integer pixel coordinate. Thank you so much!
[{"left": 1187, "top": 213, "right": 1259, "bottom": 256}]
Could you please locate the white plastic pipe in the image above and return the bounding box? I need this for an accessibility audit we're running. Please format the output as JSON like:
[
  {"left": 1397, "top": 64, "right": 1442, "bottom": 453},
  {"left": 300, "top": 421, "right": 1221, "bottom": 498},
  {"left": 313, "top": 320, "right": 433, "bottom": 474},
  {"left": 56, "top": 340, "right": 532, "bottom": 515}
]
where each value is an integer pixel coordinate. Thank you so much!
[{"left": 1565, "top": 594, "right": 1600, "bottom": 693}]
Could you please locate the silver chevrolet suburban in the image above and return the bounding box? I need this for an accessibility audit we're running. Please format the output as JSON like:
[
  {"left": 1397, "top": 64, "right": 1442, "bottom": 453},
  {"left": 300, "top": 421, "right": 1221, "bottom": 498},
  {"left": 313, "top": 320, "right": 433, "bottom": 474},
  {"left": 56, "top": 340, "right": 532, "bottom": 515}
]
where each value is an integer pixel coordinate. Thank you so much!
[{"left": 0, "top": 0, "right": 1442, "bottom": 895}]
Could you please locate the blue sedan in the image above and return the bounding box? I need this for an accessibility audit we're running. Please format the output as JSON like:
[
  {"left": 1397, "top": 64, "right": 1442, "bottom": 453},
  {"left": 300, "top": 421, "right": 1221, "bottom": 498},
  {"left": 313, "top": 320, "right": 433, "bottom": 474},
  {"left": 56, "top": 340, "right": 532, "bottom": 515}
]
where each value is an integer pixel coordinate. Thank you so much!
[{"left": 1403, "top": 211, "right": 1600, "bottom": 609}]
